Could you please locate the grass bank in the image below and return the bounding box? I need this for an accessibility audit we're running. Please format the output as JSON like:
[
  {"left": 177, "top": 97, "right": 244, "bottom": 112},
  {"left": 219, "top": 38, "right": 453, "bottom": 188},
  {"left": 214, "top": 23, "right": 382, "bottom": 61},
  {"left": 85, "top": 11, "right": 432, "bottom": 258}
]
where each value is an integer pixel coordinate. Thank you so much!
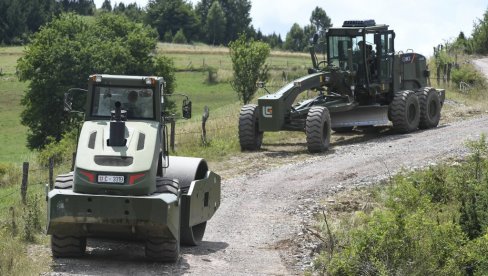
[{"left": 311, "top": 136, "right": 488, "bottom": 275}]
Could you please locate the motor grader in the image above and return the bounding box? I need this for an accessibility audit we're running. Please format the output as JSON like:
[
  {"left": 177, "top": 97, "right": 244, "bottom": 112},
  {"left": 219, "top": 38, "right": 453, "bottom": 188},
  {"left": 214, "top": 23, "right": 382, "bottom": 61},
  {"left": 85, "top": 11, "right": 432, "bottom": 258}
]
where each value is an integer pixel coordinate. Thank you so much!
[
  {"left": 239, "top": 20, "right": 445, "bottom": 152},
  {"left": 46, "top": 74, "right": 220, "bottom": 262}
]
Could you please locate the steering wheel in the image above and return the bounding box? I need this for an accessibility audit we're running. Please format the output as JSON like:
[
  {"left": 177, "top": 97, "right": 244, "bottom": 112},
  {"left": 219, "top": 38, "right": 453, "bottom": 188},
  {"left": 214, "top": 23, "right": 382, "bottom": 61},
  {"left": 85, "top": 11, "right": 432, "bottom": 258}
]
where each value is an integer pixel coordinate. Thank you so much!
[{"left": 317, "top": 60, "right": 328, "bottom": 69}]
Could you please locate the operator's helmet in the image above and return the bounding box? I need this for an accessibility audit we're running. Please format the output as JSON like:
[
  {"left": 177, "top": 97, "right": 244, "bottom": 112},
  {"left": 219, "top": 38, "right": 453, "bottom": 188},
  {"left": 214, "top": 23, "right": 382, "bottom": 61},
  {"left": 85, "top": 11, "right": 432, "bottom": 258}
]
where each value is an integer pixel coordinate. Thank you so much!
[{"left": 128, "top": 90, "right": 138, "bottom": 103}]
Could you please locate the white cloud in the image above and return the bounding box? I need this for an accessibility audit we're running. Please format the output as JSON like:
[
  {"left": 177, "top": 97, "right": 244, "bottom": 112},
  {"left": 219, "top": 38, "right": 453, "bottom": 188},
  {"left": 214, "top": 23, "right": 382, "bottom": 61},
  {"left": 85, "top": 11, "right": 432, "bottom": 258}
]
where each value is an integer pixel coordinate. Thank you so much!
[{"left": 95, "top": 0, "right": 487, "bottom": 56}]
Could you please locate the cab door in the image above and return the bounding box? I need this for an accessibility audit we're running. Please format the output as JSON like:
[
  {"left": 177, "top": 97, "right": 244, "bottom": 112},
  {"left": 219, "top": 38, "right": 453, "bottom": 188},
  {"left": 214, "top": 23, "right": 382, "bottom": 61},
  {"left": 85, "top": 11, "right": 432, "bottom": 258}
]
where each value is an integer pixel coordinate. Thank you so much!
[{"left": 375, "top": 31, "right": 395, "bottom": 92}]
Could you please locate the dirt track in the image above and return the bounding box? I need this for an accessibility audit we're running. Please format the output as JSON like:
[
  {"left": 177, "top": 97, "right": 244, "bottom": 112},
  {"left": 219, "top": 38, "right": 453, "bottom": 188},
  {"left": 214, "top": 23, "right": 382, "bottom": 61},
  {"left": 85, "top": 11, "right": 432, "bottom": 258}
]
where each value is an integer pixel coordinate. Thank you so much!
[
  {"left": 50, "top": 62, "right": 488, "bottom": 275},
  {"left": 473, "top": 57, "right": 488, "bottom": 79}
]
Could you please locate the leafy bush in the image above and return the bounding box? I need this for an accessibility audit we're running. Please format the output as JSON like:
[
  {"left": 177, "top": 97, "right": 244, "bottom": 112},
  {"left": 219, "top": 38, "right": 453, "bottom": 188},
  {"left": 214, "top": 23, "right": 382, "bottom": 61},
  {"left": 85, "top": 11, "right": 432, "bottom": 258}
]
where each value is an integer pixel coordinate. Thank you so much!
[
  {"left": 451, "top": 64, "right": 486, "bottom": 87},
  {"left": 17, "top": 13, "right": 175, "bottom": 149},
  {"left": 229, "top": 34, "right": 270, "bottom": 104},
  {"left": 315, "top": 136, "right": 488, "bottom": 275},
  {"left": 173, "top": 28, "right": 187, "bottom": 44},
  {"left": 36, "top": 128, "right": 77, "bottom": 168}
]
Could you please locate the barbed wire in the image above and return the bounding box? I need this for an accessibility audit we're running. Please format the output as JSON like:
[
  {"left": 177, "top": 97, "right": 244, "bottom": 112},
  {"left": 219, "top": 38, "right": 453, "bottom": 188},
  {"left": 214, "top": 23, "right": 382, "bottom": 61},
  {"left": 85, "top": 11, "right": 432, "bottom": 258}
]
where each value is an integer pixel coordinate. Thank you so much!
[{"left": 0, "top": 190, "right": 16, "bottom": 201}]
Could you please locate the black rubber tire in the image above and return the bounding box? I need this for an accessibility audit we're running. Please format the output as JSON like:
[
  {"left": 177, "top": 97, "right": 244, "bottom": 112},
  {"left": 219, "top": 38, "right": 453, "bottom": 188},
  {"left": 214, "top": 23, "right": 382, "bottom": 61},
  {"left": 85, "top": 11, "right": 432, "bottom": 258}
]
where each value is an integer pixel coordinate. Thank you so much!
[
  {"left": 238, "top": 104, "right": 263, "bottom": 151},
  {"left": 51, "top": 235, "right": 86, "bottom": 258},
  {"left": 389, "top": 90, "right": 420, "bottom": 133},
  {"left": 145, "top": 237, "right": 179, "bottom": 262},
  {"left": 332, "top": 126, "right": 354, "bottom": 133},
  {"left": 54, "top": 172, "right": 74, "bottom": 189},
  {"left": 155, "top": 177, "right": 179, "bottom": 195},
  {"left": 306, "top": 106, "right": 331, "bottom": 153},
  {"left": 416, "top": 87, "right": 441, "bottom": 129}
]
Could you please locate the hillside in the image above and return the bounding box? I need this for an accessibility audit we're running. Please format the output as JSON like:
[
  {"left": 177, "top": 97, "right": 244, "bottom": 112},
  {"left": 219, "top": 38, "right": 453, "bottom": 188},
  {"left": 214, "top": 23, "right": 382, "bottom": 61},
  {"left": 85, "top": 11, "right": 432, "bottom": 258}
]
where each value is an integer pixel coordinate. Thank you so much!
[{"left": 0, "top": 43, "right": 310, "bottom": 164}]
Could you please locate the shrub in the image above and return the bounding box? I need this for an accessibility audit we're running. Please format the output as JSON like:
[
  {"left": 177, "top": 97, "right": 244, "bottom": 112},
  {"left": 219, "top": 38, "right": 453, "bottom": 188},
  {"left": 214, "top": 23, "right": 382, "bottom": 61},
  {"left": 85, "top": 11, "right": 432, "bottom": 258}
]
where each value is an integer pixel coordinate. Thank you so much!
[
  {"left": 172, "top": 29, "right": 187, "bottom": 44},
  {"left": 315, "top": 136, "right": 488, "bottom": 275},
  {"left": 451, "top": 64, "right": 486, "bottom": 87},
  {"left": 37, "top": 128, "right": 77, "bottom": 168},
  {"left": 229, "top": 34, "right": 270, "bottom": 104}
]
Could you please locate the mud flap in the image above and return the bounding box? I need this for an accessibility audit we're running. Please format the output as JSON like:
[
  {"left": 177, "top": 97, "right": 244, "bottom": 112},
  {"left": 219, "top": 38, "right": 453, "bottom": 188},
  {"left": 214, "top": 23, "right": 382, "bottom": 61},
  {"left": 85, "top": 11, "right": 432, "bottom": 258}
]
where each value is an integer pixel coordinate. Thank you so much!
[{"left": 180, "top": 171, "right": 221, "bottom": 245}]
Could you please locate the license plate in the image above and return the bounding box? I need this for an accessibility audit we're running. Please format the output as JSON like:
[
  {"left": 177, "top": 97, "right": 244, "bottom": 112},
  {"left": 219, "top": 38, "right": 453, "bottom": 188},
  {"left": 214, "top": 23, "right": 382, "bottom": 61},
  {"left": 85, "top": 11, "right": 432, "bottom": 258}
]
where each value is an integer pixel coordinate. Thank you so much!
[{"left": 98, "top": 175, "right": 125, "bottom": 184}]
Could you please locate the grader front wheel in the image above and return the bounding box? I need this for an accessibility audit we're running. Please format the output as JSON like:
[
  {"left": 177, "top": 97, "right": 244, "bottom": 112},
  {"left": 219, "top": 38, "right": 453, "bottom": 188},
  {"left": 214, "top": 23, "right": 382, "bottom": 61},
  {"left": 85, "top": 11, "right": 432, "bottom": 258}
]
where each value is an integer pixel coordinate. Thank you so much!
[
  {"left": 306, "top": 106, "right": 331, "bottom": 153},
  {"left": 239, "top": 104, "right": 263, "bottom": 151}
]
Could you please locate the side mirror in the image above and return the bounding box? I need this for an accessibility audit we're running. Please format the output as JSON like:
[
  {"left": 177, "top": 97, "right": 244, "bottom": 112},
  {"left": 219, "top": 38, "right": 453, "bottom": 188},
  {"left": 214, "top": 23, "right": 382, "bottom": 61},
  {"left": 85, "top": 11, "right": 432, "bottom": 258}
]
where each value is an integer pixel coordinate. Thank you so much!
[
  {"left": 311, "top": 33, "right": 319, "bottom": 45},
  {"left": 64, "top": 93, "right": 72, "bottom": 112},
  {"left": 182, "top": 99, "right": 192, "bottom": 119}
]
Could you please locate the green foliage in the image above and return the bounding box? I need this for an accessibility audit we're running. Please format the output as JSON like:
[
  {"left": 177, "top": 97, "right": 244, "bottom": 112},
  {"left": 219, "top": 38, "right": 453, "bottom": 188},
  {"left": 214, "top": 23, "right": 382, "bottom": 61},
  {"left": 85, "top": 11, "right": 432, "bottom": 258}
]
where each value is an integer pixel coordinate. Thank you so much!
[
  {"left": 21, "top": 196, "right": 42, "bottom": 242},
  {"left": 451, "top": 64, "right": 486, "bottom": 87},
  {"left": 172, "top": 28, "right": 188, "bottom": 44},
  {"left": 284, "top": 7, "right": 332, "bottom": 52},
  {"left": 153, "top": 55, "right": 177, "bottom": 112},
  {"left": 229, "top": 34, "right": 270, "bottom": 104},
  {"left": 113, "top": 2, "right": 145, "bottom": 23},
  {"left": 163, "top": 31, "right": 173, "bottom": 42},
  {"left": 37, "top": 127, "right": 77, "bottom": 167},
  {"left": 101, "top": 0, "right": 112, "bottom": 11},
  {"left": 284, "top": 23, "right": 305, "bottom": 52},
  {"left": 146, "top": 0, "right": 199, "bottom": 43},
  {"left": 0, "top": 0, "right": 60, "bottom": 45},
  {"left": 205, "top": 67, "right": 218, "bottom": 84},
  {"left": 58, "top": 0, "right": 95, "bottom": 15},
  {"left": 16, "top": 12, "right": 174, "bottom": 149},
  {"left": 472, "top": 8, "right": 488, "bottom": 55},
  {"left": 0, "top": 163, "right": 21, "bottom": 187},
  {"left": 310, "top": 6, "right": 332, "bottom": 33},
  {"left": 206, "top": 1, "right": 226, "bottom": 45},
  {"left": 315, "top": 136, "right": 488, "bottom": 275},
  {"left": 195, "top": 0, "right": 252, "bottom": 44}
]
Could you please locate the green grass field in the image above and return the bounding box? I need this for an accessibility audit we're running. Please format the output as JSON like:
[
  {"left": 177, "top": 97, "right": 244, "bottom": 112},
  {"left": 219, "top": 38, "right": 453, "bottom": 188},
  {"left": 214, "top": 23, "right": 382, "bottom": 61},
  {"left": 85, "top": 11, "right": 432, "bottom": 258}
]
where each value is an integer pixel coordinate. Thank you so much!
[
  {"left": 0, "top": 43, "right": 310, "bottom": 164},
  {"left": 0, "top": 47, "right": 30, "bottom": 163}
]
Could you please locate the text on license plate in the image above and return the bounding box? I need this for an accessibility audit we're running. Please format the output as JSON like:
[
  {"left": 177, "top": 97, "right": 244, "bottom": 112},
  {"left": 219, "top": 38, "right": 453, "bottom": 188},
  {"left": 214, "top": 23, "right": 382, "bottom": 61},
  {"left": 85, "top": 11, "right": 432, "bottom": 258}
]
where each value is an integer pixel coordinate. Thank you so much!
[{"left": 98, "top": 175, "right": 125, "bottom": 184}]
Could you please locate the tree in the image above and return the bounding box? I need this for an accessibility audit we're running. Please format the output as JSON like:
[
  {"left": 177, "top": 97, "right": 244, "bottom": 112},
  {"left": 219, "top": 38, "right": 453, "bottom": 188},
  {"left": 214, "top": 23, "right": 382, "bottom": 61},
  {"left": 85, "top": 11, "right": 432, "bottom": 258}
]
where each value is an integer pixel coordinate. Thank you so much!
[
  {"left": 112, "top": 2, "right": 145, "bottom": 22},
  {"left": 303, "top": 24, "right": 317, "bottom": 48},
  {"left": 0, "top": 0, "right": 59, "bottom": 45},
  {"left": 310, "top": 6, "right": 332, "bottom": 34},
  {"left": 206, "top": 1, "right": 226, "bottom": 45},
  {"left": 146, "top": 0, "right": 199, "bottom": 43},
  {"left": 472, "top": 8, "right": 488, "bottom": 55},
  {"left": 101, "top": 0, "right": 112, "bottom": 11},
  {"left": 284, "top": 23, "right": 305, "bottom": 52},
  {"left": 59, "top": 0, "right": 95, "bottom": 15},
  {"left": 196, "top": 0, "right": 252, "bottom": 44},
  {"left": 17, "top": 13, "right": 175, "bottom": 149},
  {"left": 229, "top": 34, "right": 270, "bottom": 104},
  {"left": 172, "top": 28, "right": 187, "bottom": 44}
]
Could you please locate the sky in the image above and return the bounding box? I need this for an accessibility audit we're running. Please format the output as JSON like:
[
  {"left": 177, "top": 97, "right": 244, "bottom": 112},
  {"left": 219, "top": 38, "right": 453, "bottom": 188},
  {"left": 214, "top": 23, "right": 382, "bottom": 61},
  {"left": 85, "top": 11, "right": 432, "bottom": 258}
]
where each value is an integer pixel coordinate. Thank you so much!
[{"left": 94, "top": 0, "right": 487, "bottom": 57}]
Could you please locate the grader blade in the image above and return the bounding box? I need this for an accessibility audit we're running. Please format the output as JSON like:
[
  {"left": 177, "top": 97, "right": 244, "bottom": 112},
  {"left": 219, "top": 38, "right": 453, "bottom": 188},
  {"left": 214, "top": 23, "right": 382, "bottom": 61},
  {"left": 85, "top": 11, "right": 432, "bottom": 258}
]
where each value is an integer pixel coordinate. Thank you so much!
[{"left": 331, "top": 105, "right": 390, "bottom": 128}]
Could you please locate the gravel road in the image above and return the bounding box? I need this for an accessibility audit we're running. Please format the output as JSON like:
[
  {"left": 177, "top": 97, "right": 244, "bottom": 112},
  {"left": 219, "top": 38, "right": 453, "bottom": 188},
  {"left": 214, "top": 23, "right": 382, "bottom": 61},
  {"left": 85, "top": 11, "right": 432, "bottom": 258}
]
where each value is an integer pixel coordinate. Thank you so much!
[
  {"left": 50, "top": 61, "right": 488, "bottom": 275},
  {"left": 473, "top": 57, "right": 488, "bottom": 79}
]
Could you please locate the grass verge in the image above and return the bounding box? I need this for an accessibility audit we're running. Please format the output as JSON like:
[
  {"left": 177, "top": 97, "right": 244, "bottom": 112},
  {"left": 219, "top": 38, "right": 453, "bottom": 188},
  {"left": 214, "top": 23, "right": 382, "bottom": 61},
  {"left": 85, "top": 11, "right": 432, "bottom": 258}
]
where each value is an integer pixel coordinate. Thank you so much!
[{"left": 311, "top": 136, "right": 488, "bottom": 275}]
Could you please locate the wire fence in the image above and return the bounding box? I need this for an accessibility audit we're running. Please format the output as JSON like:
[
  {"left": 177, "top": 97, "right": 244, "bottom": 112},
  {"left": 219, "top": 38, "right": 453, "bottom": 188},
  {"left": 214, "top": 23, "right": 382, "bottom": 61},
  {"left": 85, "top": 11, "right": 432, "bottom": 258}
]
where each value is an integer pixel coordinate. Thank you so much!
[
  {"left": 0, "top": 156, "right": 73, "bottom": 211},
  {"left": 0, "top": 111, "right": 237, "bottom": 210}
]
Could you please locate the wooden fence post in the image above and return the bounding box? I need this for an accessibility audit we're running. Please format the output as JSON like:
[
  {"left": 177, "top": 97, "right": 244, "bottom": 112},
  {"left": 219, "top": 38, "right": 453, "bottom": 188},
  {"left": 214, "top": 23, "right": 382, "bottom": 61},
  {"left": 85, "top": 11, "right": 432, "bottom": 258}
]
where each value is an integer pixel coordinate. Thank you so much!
[
  {"left": 21, "top": 162, "right": 29, "bottom": 205},
  {"left": 71, "top": 152, "right": 76, "bottom": 171},
  {"left": 170, "top": 119, "right": 176, "bottom": 152},
  {"left": 49, "top": 157, "right": 54, "bottom": 190},
  {"left": 201, "top": 106, "right": 209, "bottom": 146}
]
